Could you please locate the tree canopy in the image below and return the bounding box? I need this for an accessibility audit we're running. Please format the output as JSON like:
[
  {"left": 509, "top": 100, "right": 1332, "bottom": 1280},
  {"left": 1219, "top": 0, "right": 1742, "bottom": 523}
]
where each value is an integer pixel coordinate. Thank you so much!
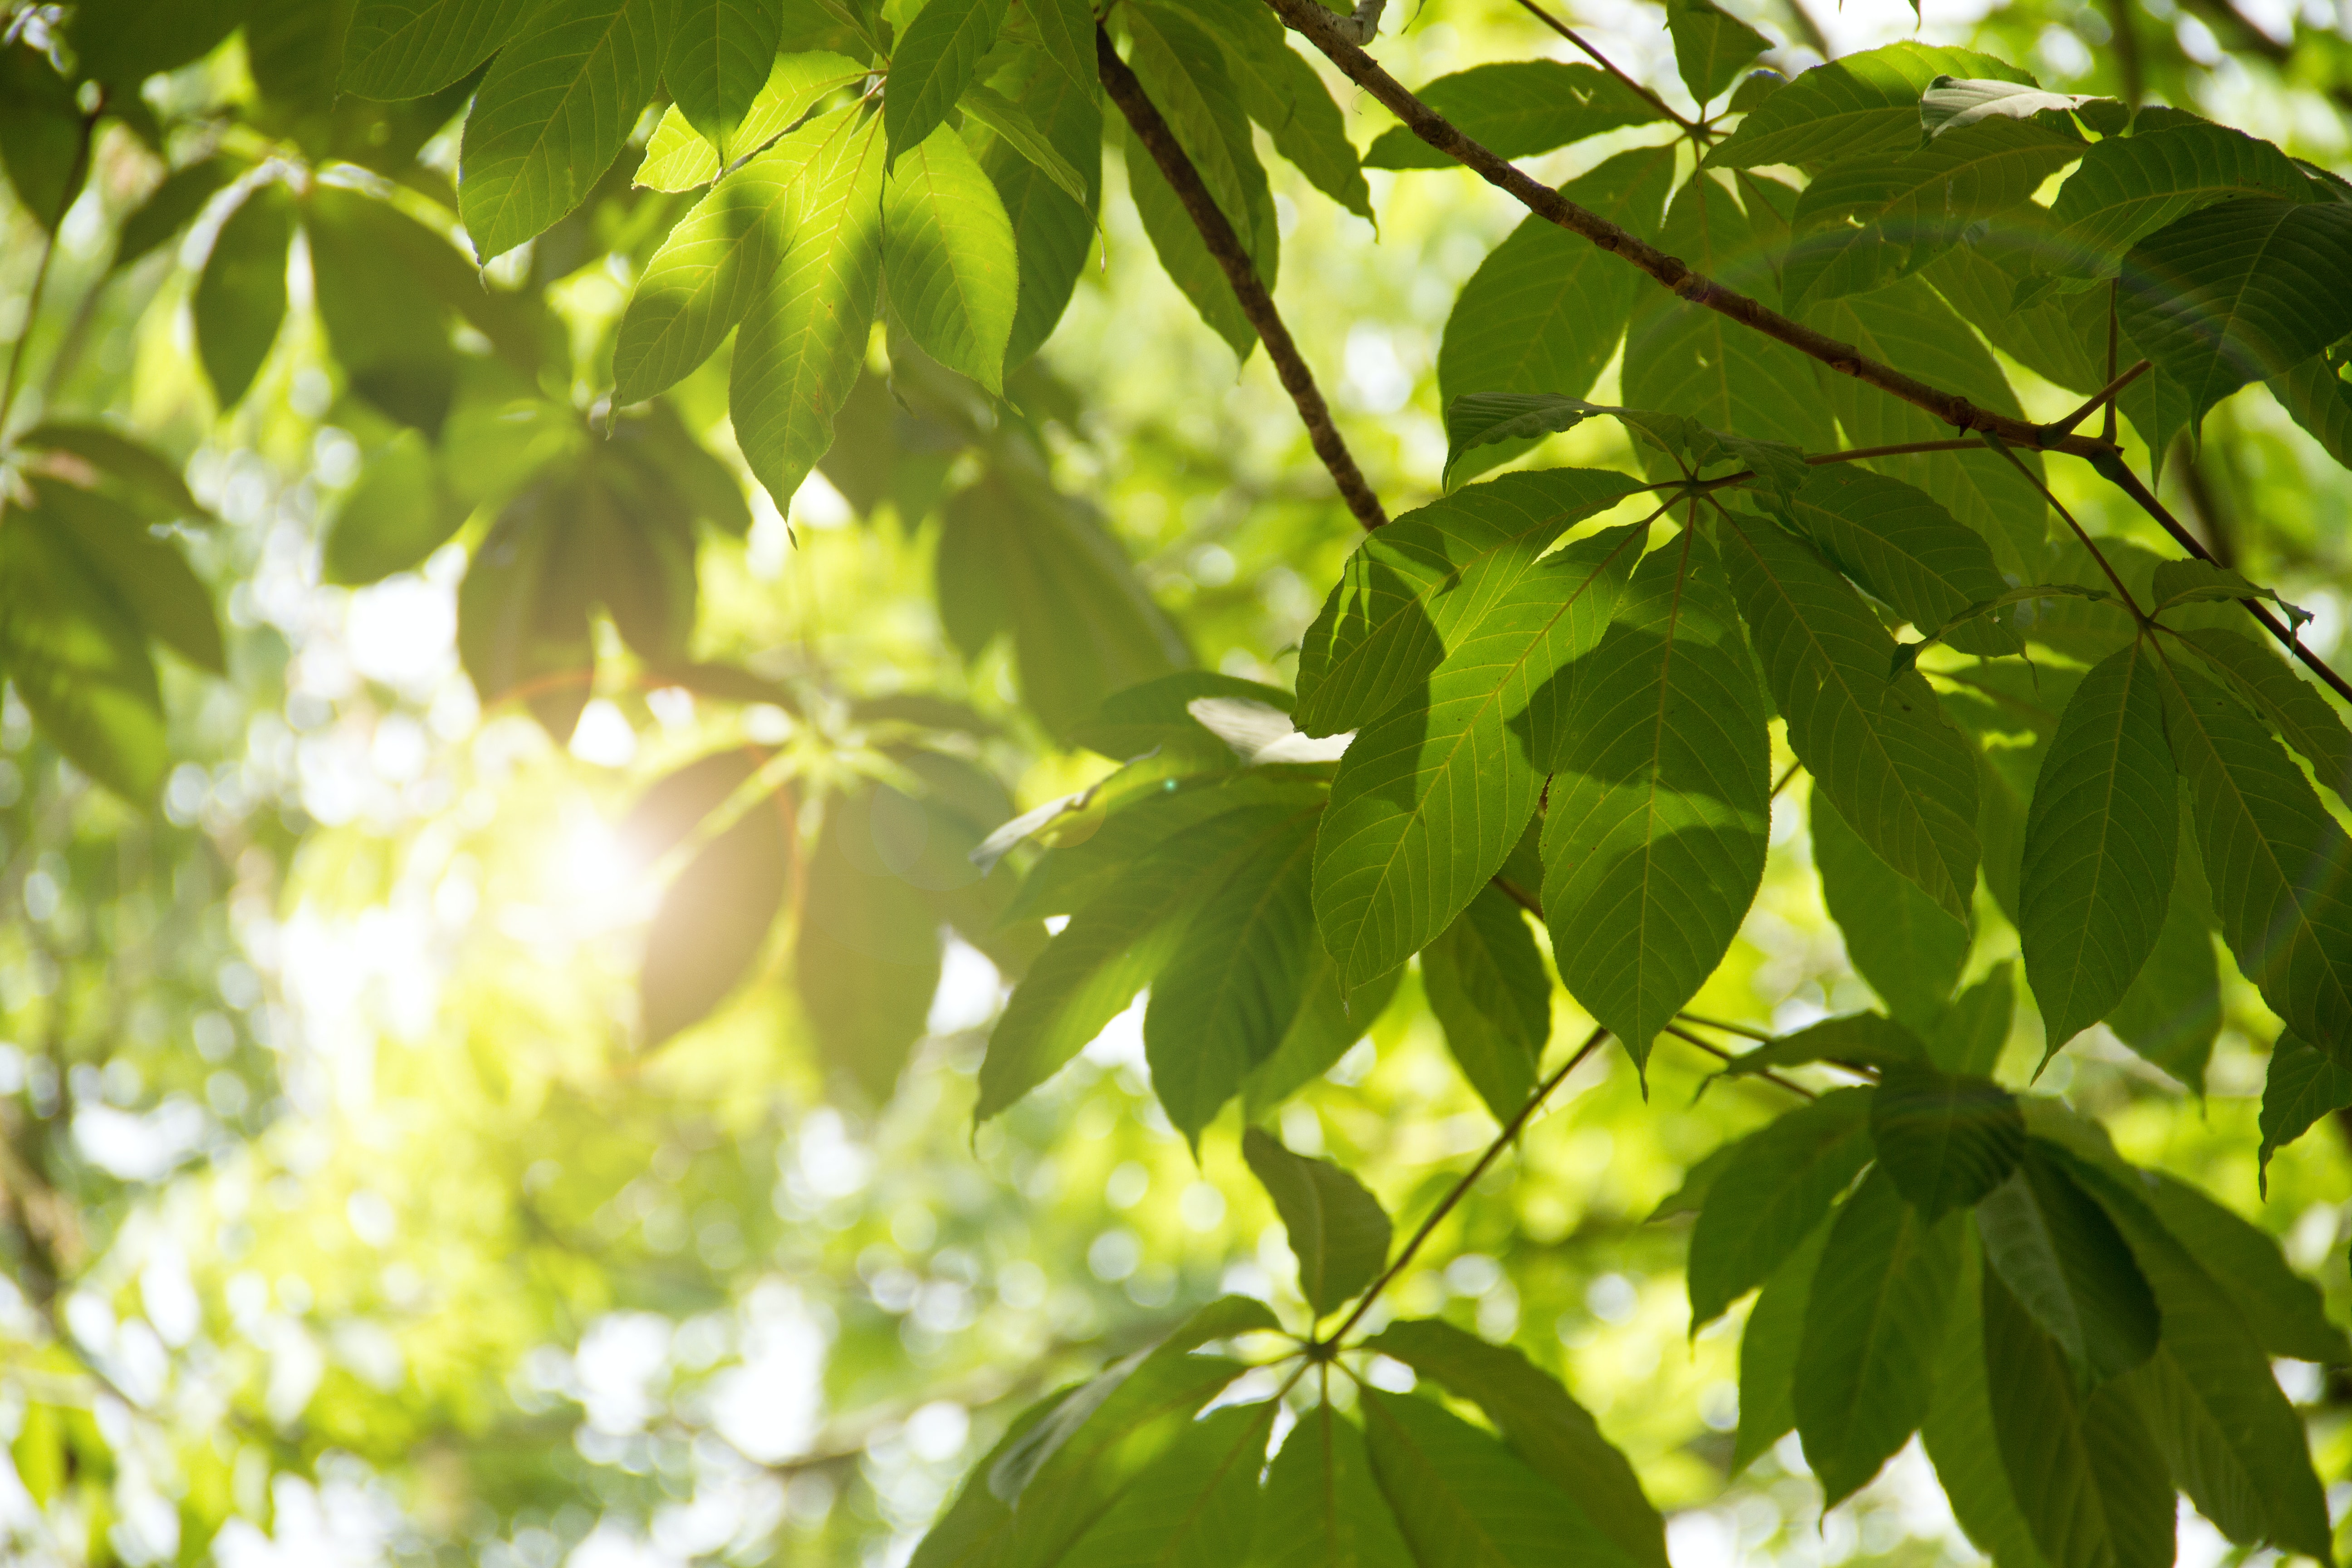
[{"left": 0, "top": 0, "right": 2349, "bottom": 1563}]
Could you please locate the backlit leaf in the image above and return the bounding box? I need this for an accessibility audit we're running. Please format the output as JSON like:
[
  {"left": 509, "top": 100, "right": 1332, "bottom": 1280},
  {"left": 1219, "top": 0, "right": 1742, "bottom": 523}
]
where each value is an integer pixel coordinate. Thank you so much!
[
  {"left": 1361, "top": 1392, "right": 1644, "bottom": 1568},
  {"left": 1421, "top": 886, "right": 1551, "bottom": 1122},
  {"left": 884, "top": 123, "right": 1019, "bottom": 392},
  {"left": 343, "top": 0, "right": 536, "bottom": 97},
  {"left": 1241, "top": 1126, "right": 1391, "bottom": 1316},
  {"left": 664, "top": 0, "right": 783, "bottom": 162},
  {"left": 194, "top": 183, "right": 293, "bottom": 410},
  {"left": 1364, "top": 60, "right": 1656, "bottom": 169},
  {"left": 1253, "top": 1405, "right": 1415, "bottom": 1568},
  {"left": 1732, "top": 1217, "right": 1830, "bottom": 1474},
  {"left": 1708, "top": 43, "right": 2034, "bottom": 170},
  {"left": 884, "top": 0, "right": 1008, "bottom": 167}
]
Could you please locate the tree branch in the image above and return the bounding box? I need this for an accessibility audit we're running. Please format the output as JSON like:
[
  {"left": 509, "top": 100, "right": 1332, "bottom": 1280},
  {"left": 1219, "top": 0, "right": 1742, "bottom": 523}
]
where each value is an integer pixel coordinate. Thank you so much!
[{"left": 1096, "top": 25, "right": 1388, "bottom": 530}]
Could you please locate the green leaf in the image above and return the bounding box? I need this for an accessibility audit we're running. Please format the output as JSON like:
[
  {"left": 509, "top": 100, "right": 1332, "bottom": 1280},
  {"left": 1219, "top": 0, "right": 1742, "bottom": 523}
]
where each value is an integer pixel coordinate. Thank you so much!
[
  {"left": 2153, "top": 656, "right": 2352, "bottom": 1055},
  {"left": 1146, "top": 810, "right": 1323, "bottom": 1142},
  {"left": 1061, "top": 1401, "right": 1273, "bottom": 1568},
  {"left": 0, "top": 498, "right": 167, "bottom": 801},
  {"left": 2102, "top": 811, "right": 2221, "bottom": 1089},
  {"left": 1360, "top": 1392, "right": 1644, "bottom": 1568},
  {"left": 1732, "top": 1216, "right": 1831, "bottom": 1473},
  {"left": 1868, "top": 1063, "right": 2024, "bottom": 1219},
  {"left": 1793, "top": 1168, "right": 1963, "bottom": 1507},
  {"left": 1812, "top": 794, "right": 1968, "bottom": 1028},
  {"left": 935, "top": 464, "right": 1187, "bottom": 740},
  {"left": 1542, "top": 526, "right": 1772, "bottom": 1065},
  {"left": 1918, "top": 76, "right": 2098, "bottom": 137},
  {"left": 961, "top": 83, "right": 1087, "bottom": 206},
  {"left": 1364, "top": 61, "right": 1658, "bottom": 169},
  {"left": 193, "top": 183, "right": 293, "bottom": 410},
  {"left": 665, "top": 0, "right": 783, "bottom": 162},
  {"left": 1688, "top": 1088, "right": 1873, "bottom": 1328},
  {"left": 1921, "top": 963, "right": 2014, "bottom": 1078},
  {"left": 614, "top": 118, "right": 827, "bottom": 404},
  {"left": 1980, "top": 1256, "right": 2176, "bottom": 1568},
  {"left": 1807, "top": 283, "right": 2048, "bottom": 577},
  {"left": 1124, "top": 129, "right": 1255, "bottom": 359},
  {"left": 2259, "top": 1031, "right": 2352, "bottom": 1194},
  {"left": 2017, "top": 644, "right": 2178, "bottom": 1054},
  {"left": 1125, "top": 5, "right": 1268, "bottom": 261},
  {"left": 1773, "top": 466, "right": 2019, "bottom": 658},
  {"left": 1421, "top": 886, "right": 1551, "bottom": 1122},
  {"left": 304, "top": 186, "right": 465, "bottom": 432},
  {"left": 976, "top": 802, "right": 1297, "bottom": 1120},
  {"left": 730, "top": 108, "right": 886, "bottom": 510},
  {"left": 1292, "top": 469, "right": 1646, "bottom": 739},
  {"left": 1720, "top": 1012, "right": 1930, "bottom": 1076},
  {"left": 1021, "top": 0, "right": 1096, "bottom": 95},
  {"left": 343, "top": 0, "right": 537, "bottom": 97},
  {"left": 1317, "top": 521, "right": 1646, "bottom": 988},
  {"left": 1435, "top": 147, "right": 1677, "bottom": 486},
  {"left": 2041, "top": 123, "right": 2313, "bottom": 282},
  {"left": 884, "top": 0, "right": 1008, "bottom": 167},
  {"left": 1362, "top": 1318, "right": 1668, "bottom": 1568},
  {"left": 2062, "top": 1153, "right": 2333, "bottom": 1558},
  {"left": 636, "top": 50, "right": 869, "bottom": 189},
  {"left": 885, "top": 123, "right": 1019, "bottom": 391},
  {"left": 2132, "top": 1167, "right": 2350, "bottom": 1363},
  {"left": 974, "top": 49, "right": 1101, "bottom": 369},
  {"left": 1920, "top": 1237, "right": 2057, "bottom": 1568},
  {"left": 1623, "top": 178, "right": 1838, "bottom": 461},
  {"left": 0, "top": 44, "right": 87, "bottom": 231},
  {"left": 113, "top": 154, "right": 246, "bottom": 271},
  {"left": 23, "top": 478, "right": 221, "bottom": 676},
  {"left": 1240, "top": 1126, "right": 1391, "bottom": 1315},
  {"left": 1240, "top": 955, "right": 1401, "bottom": 1117},
  {"left": 68, "top": 0, "right": 243, "bottom": 86},
  {"left": 1185, "top": 0, "right": 1372, "bottom": 220},
  {"left": 2174, "top": 624, "right": 2352, "bottom": 801},
  {"left": 796, "top": 784, "right": 943, "bottom": 1101},
  {"left": 1720, "top": 510, "right": 1982, "bottom": 921},
  {"left": 912, "top": 1385, "right": 1086, "bottom": 1568},
  {"left": 2268, "top": 342, "right": 2352, "bottom": 471},
  {"left": 1783, "top": 118, "right": 2083, "bottom": 309},
  {"left": 1976, "top": 1147, "right": 2158, "bottom": 1382},
  {"left": 1666, "top": 0, "right": 1770, "bottom": 107},
  {"left": 1251, "top": 1405, "right": 1416, "bottom": 1568},
  {"left": 1445, "top": 400, "right": 1811, "bottom": 502},
  {"left": 2114, "top": 198, "right": 2352, "bottom": 445},
  {"left": 2149, "top": 560, "right": 2309, "bottom": 629},
  {"left": 1707, "top": 44, "right": 2034, "bottom": 170},
  {"left": 13, "top": 421, "right": 206, "bottom": 524},
  {"left": 323, "top": 430, "right": 471, "bottom": 585},
  {"left": 640, "top": 786, "right": 791, "bottom": 1044}
]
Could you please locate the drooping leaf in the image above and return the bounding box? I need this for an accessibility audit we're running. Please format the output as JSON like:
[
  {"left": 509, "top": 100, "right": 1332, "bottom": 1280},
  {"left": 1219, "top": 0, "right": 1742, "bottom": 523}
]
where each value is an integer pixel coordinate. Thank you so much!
[
  {"left": 1772, "top": 466, "right": 2019, "bottom": 658},
  {"left": 113, "top": 155, "right": 246, "bottom": 271},
  {"left": 1360, "top": 1392, "right": 1644, "bottom": 1568},
  {"left": 1364, "top": 60, "right": 1657, "bottom": 169},
  {"left": 2174, "top": 624, "right": 2352, "bottom": 802},
  {"left": 2258, "top": 1031, "right": 2352, "bottom": 1193},
  {"left": 2132, "top": 1168, "right": 2350, "bottom": 1363},
  {"left": 343, "top": 0, "right": 538, "bottom": 97},
  {"left": 1060, "top": 1402, "right": 1273, "bottom": 1568},
  {"left": 1812, "top": 793, "right": 1968, "bottom": 1028},
  {"left": 1184, "top": 0, "right": 1371, "bottom": 220},
  {"left": 22, "top": 479, "right": 222, "bottom": 676},
  {"left": 323, "top": 430, "right": 472, "bottom": 585},
  {"left": 884, "top": 0, "right": 1009, "bottom": 167},
  {"left": 1252, "top": 1405, "right": 1415, "bottom": 1568},
  {"left": 0, "top": 499, "right": 167, "bottom": 801},
  {"left": 1364, "top": 1318, "right": 1669, "bottom": 1568},
  {"left": 2102, "top": 811, "right": 2221, "bottom": 1090},
  {"left": 884, "top": 123, "right": 1019, "bottom": 392},
  {"left": 2017, "top": 644, "right": 2177, "bottom": 1055},
  {"left": 1732, "top": 1216, "right": 1831, "bottom": 1473},
  {"left": 1293, "top": 469, "right": 1647, "bottom": 738},
  {"left": 1241, "top": 1126, "right": 1391, "bottom": 1316},
  {"left": 304, "top": 186, "right": 465, "bottom": 431},
  {"left": 1921, "top": 964, "right": 2015, "bottom": 1078},
  {"left": 1022, "top": 0, "right": 1097, "bottom": 94},
  {"left": 911, "top": 1385, "right": 1084, "bottom": 1568},
  {"left": 1318, "top": 522, "right": 1647, "bottom": 989},
  {"left": 1707, "top": 44, "right": 2035, "bottom": 170},
  {"left": 1919, "top": 1236, "right": 2057, "bottom": 1568},
  {"left": 1147, "top": 810, "right": 1324, "bottom": 1142},
  {"left": 635, "top": 50, "right": 869, "bottom": 189},
  {"left": 457, "top": 0, "right": 675, "bottom": 261},
  {"left": 1666, "top": 0, "right": 1771, "bottom": 107},
  {"left": 1123, "top": 131, "right": 1255, "bottom": 360},
  {"left": 0, "top": 43, "right": 88, "bottom": 230},
  {"left": 1125, "top": 4, "right": 1270, "bottom": 263},
  {"left": 730, "top": 108, "right": 887, "bottom": 509},
  {"left": 2268, "top": 342, "right": 2352, "bottom": 472},
  {"left": 1687, "top": 1088, "right": 1874, "bottom": 1329},
  {"left": 193, "top": 183, "right": 293, "bottom": 410},
  {"left": 640, "top": 788, "right": 793, "bottom": 1044},
  {"left": 1542, "top": 526, "right": 1772, "bottom": 1065},
  {"left": 1436, "top": 146, "right": 1677, "bottom": 486},
  {"left": 2149, "top": 560, "right": 2309, "bottom": 627},
  {"left": 456, "top": 482, "right": 597, "bottom": 741},
  {"left": 2114, "top": 198, "right": 2352, "bottom": 445},
  {"left": 961, "top": 83, "right": 1087, "bottom": 207},
  {"left": 1869, "top": 1063, "right": 2025, "bottom": 1218},
  {"left": 1975, "top": 1147, "right": 2158, "bottom": 1382},
  {"left": 972, "top": 48, "right": 1101, "bottom": 369},
  {"left": 1793, "top": 1168, "right": 1964, "bottom": 1507},
  {"left": 664, "top": 0, "right": 783, "bottom": 162},
  {"left": 2153, "top": 656, "right": 2352, "bottom": 1055},
  {"left": 1980, "top": 1257, "right": 2176, "bottom": 1568},
  {"left": 1421, "top": 886, "right": 1552, "bottom": 1122},
  {"left": 1721, "top": 509, "right": 1982, "bottom": 922},
  {"left": 796, "top": 784, "right": 944, "bottom": 1101},
  {"left": 1239, "top": 956, "right": 1402, "bottom": 1117}
]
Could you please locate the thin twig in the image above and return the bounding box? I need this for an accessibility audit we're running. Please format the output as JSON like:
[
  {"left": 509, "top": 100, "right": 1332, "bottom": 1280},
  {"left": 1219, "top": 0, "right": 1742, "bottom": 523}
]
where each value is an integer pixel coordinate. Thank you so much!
[
  {"left": 1323, "top": 1025, "right": 1609, "bottom": 1344},
  {"left": 1490, "top": 872, "right": 1543, "bottom": 917},
  {"left": 2044, "top": 359, "right": 2149, "bottom": 442},
  {"left": 2102, "top": 282, "right": 2121, "bottom": 446},
  {"left": 1510, "top": 0, "right": 1702, "bottom": 132},
  {"left": 1097, "top": 26, "right": 1387, "bottom": 530},
  {"left": 1770, "top": 759, "right": 1802, "bottom": 798},
  {"left": 1663, "top": 1024, "right": 1818, "bottom": 1099},
  {"left": 1981, "top": 433, "right": 2143, "bottom": 617},
  {"left": 1676, "top": 1010, "right": 1773, "bottom": 1042}
]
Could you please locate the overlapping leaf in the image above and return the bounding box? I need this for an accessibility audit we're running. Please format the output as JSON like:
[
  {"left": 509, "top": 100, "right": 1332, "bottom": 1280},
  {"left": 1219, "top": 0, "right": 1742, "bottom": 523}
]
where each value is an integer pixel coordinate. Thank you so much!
[
  {"left": 1364, "top": 60, "right": 1656, "bottom": 168},
  {"left": 1688, "top": 1088, "right": 1873, "bottom": 1327},
  {"left": 1240, "top": 1127, "right": 1391, "bottom": 1315}
]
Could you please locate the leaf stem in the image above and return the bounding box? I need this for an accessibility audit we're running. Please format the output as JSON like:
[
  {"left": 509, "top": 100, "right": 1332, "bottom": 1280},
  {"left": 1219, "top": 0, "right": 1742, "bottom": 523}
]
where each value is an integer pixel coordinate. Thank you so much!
[
  {"left": 1096, "top": 25, "right": 1388, "bottom": 530},
  {"left": 2042, "top": 359, "right": 2151, "bottom": 446},
  {"left": 1977, "top": 432, "right": 2143, "bottom": 620},
  {"left": 1676, "top": 1010, "right": 1773, "bottom": 1042},
  {"left": 1508, "top": 0, "right": 1705, "bottom": 137},
  {"left": 1320, "top": 1025, "right": 1609, "bottom": 1345},
  {"left": 1662, "top": 1023, "right": 1819, "bottom": 1098}
]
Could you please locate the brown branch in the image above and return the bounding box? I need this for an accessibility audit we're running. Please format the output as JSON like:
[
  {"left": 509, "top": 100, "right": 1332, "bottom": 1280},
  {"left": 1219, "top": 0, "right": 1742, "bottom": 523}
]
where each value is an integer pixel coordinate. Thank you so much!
[
  {"left": 2044, "top": 359, "right": 2150, "bottom": 442},
  {"left": 1510, "top": 0, "right": 1702, "bottom": 133},
  {"left": 1663, "top": 1024, "right": 1820, "bottom": 1098},
  {"left": 1096, "top": 25, "right": 1387, "bottom": 530}
]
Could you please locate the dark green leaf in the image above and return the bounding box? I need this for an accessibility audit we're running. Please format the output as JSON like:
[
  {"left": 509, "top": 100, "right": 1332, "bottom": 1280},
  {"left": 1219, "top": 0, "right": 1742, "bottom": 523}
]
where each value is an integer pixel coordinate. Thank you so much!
[
  {"left": 2132, "top": 1168, "right": 2350, "bottom": 1363},
  {"left": 1666, "top": 0, "right": 1771, "bottom": 106},
  {"left": 885, "top": 0, "right": 1008, "bottom": 166},
  {"left": 1185, "top": 0, "right": 1371, "bottom": 220},
  {"left": 1239, "top": 956, "right": 1401, "bottom": 1117},
  {"left": 0, "top": 498, "right": 167, "bottom": 801},
  {"left": 343, "top": 0, "right": 537, "bottom": 97},
  {"left": 2268, "top": 342, "right": 2352, "bottom": 472},
  {"left": 1920, "top": 1237, "right": 2056, "bottom": 1568},
  {"left": 1793, "top": 1168, "right": 1963, "bottom": 1507},
  {"left": 1361, "top": 1391, "right": 1643, "bottom": 1568},
  {"left": 2259, "top": 1032, "right": 2352, "bottom": 1194},
  {"left": 1732, "top": 1217, "right": 1830, "bottom": 1473},
  {"left": 1976, "top": 1147, "right": 2158, "bottom": 1382},
  {"left": 797, "top": 784, "right": 944, "bottom": 1101},
  {"left": 1688, "top": 1088, "right": 1873, "bottom": 1328},
  {"left": 0, "top": 44, "right": 87, "bottom": 230},
  {"left": 305, "top": 186, "right": 465, "bottom": 431},
  {"left": 911, "top": 1385, "right": 1083, "bottom": 1568},
  {"left": 1921, "top": 963, "right": 2014, "bottom": 1078},
  {"left": 1241, "top": 1125, "right": 1391, "bottom": 1315},
  {"left": 1869, "top": 1063, "right": 2024, "bottom": 1218},
  {"left": 1254, "top": 1405, "right": 1416, "bottom": 1568},
  {"left": 1772, "top": 465, "right": 2019, "bottom": 658},
  {"left": 194, "top": 183, "right": 293, "bottom": 410},
  {"left": 13, "top": 421, "right": 205, "bottom": 523},
  {"left": 24, "top": 478, "right": 221, "bottom": 675},
  {"left": 2150, "top": 560, "right": 2309, "bottom": 626},
  {"left": 2174, "top": 623, "right": 2352, "bottom": 802},
  {"left": 2102, "top": 812, "right": 2221, "bottom": 1090},
  {"left": 1362, "top": 1318, "right": 1668, "bottom": 1568},
  {"left": 1813, "top": 793, "right": 1968, "bottom": 1028},
  {"left": 68, "top": 0, "right": 245, "bottom": 86},
  {"left": 1364, "top": 60, "right": 1657, "bottom": 169},
  {"left": 323, "top": 430, "right": 471, "bottom": 585},
  {"left": 113, "top": 155, "right": 246, "bottom": 271},
  {"left": 975, "top": 47, "right": 1100, "bottom": 369},
  {"left": 456, "top": 482, "right": 596, "bottom": 740},
  {"left": 1721, "top": 1012, "right": 1930, "bottom": 1076},
  {"left": 2041, "top": 122, "right": 2313, "bottom": 281},
  {"left": 1421, "top": 886, "right": 1551, "bottom": 1122},
  {"left": 1541, "top": 527, "right": 1772, "bottom": 1064},
  {"left": 1918, "top": 76, "right": 2098, "bottom": 136}
]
